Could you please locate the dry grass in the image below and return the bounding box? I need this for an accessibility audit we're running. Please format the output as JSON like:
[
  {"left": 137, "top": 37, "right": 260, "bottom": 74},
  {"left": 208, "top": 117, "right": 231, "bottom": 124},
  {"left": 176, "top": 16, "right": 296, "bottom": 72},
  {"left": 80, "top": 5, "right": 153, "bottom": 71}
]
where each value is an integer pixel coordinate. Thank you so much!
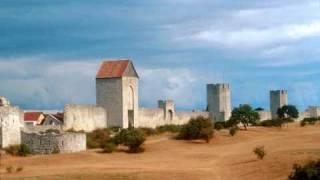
[{"left": 1, "top": 123, "right": 320, "bottom": 180}]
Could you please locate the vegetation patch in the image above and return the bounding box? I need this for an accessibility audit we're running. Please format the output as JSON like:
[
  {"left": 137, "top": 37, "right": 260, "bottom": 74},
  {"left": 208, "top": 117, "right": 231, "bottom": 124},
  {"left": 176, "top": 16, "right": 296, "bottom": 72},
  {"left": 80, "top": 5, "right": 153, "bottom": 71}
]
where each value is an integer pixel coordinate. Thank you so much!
[
  {"left": 177, "top": 116, "right": 214, "bottom": 143},
  {"left": 227, "top": 104, "right": 260, "bottom": 130},
  {"left": 253, "top": 146, "right": 266, "bottom": 160},
  {"left": 156, "top": 124, "right": 183, "bottom": 133},
  {"left": 288, "top": 160, "right": 320, "bottom": 180},
  {"left": 5, "top": 144, "right": 31, "bottom": 157},
  {"left": 112, "top": 128, "right": 146, "bottom": 153},
  {"left": 86, "top": 129, "right": 111, "bottom": 149}
]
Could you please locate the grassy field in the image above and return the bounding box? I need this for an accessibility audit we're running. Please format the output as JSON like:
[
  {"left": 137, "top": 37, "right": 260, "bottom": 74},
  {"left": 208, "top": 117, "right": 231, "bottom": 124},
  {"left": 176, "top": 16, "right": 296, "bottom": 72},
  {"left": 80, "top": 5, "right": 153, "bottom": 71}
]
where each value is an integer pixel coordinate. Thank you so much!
[{"left": 1, "top": 123, "right": 320, "bottom": 180}]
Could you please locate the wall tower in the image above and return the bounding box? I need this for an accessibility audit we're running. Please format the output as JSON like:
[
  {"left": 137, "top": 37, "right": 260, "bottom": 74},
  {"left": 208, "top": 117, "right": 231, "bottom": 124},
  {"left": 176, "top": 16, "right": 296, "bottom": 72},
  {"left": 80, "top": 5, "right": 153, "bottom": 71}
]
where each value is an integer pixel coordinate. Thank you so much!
[
  {"left": 207, "top": 83, "right": 231, "bottom": 122},
  {"left": 96, "top": 60, "right": 139, "bottom": 128},
  {"left": 270, "top": 90, "right": 288, "bottom": 119}
]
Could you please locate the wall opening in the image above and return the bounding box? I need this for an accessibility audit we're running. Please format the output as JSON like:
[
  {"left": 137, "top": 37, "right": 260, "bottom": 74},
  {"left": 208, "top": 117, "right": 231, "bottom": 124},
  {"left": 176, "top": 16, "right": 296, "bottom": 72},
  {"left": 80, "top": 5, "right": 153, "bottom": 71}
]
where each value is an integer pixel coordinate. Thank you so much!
[
  {"left": 128, "top": 86, "right": 135, "bottom": 128},
  {"left": 128, "top": 110, "right": 134, "bottom": 128},
  {"left": 168, "top": 110, "right": 173, "bottom": 121}
]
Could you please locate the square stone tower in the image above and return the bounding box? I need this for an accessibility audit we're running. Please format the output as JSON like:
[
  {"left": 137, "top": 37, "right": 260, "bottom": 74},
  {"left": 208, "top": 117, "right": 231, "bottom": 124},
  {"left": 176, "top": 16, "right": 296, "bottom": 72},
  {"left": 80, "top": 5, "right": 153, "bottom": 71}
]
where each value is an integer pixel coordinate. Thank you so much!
[
  {"left": 270, "top": 90, "right": 288, "bottom": 119},
  {"left": 96, "top": 60, "right": 139, "bottom": 128},
  {"left": 207, "top": 83, "right": 231, "bottom": 122}
]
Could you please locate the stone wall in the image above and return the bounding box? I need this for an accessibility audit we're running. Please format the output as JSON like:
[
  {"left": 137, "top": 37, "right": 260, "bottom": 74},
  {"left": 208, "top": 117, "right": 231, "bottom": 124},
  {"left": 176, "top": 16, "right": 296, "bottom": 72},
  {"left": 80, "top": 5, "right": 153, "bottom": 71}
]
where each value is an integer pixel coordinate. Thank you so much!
[
  {"left": 21, "top": 131, "right": 86, "bottom": 154},
  {"left": 63, "top": 104, "right": 107, "bottom": 132},
  {"left": 0, "top": 106, "right": 23, "bottom": 148},
  {"left": 257, "top": 111, "right": 272, "bottom": 121},
  {"left": 138, "top": 108, "right": 209, "bottom": 128}
]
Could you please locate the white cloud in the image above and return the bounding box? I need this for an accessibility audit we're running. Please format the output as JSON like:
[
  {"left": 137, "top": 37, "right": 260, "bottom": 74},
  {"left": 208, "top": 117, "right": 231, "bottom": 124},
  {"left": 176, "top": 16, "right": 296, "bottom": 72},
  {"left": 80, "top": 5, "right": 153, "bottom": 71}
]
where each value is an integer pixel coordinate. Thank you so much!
[
  {"left": 0, "top": 58, "right": 99, "bottom": 109},
  {"left": 187, "top": 21, "right": 320, "bottom": 49},
  {"left": 170, "top": 1, "right": 320, "bottom": 50}
]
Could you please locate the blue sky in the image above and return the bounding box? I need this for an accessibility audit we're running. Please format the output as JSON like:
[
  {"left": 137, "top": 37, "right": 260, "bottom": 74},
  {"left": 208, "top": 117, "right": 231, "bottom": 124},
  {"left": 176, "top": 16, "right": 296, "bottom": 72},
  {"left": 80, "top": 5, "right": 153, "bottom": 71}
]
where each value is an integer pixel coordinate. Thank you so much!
[{"left": 1, "top": 0, "right": 320, "bottom": 111}]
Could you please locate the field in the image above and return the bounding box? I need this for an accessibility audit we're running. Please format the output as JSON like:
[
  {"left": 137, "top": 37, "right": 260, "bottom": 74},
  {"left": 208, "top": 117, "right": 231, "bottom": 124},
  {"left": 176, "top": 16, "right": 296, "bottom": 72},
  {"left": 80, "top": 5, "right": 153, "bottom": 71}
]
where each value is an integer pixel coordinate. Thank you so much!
[{"left": 1, "top": 123, "right": 320, "bottom": 180}]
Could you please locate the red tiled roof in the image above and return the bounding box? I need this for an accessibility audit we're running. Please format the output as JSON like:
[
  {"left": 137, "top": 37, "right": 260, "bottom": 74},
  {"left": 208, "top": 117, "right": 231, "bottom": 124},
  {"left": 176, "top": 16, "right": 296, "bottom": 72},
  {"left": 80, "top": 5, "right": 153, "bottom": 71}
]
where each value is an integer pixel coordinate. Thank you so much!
[
  {"left": 24, "top": 112, "right": 42, "bottom": 121},
  {"left": 96, "top": 60, "right": 130, "bottom": 79}
]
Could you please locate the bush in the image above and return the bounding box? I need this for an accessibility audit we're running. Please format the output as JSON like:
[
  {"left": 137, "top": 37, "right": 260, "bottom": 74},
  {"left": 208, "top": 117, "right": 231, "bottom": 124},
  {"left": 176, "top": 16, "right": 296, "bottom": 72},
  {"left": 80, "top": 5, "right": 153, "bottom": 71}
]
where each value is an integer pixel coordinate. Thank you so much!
[
  {"left": 5, "top": 144, "right": 30, "bottom": 157},
  {"left": 214, "top": 122, "right": 225, "bottom": 130},
  {"left": 229, "top": 127, "right": 237, "bottom": 136},
  {"left": 103, "top": 142, "right": 116, "bottom": 153},
  {"left": 137, "top": 127, "right": 158, "bottom": 136},
  {"left": 156, "top": 124, "right": 182, "bottom": 133},
  {"left": 113, "top": 129, "right": 146, "bottom": 153},
  {"left": 86, "top": 129, "right": 111, "bottom": 149},
  {"left": 301, "top": 117, "right": 319, "bottom": 126},
  {"left": 177, "top": 116, "right": 214, "bottom": 143},
  {"left": 253, "top": 146, "right": 266, "bottom": 160},
  {"left": 288, "top": 160, "right": 320, "bottom": 180},
  {"left": 259, "top": 119, "right": 281, "bottom": 127}
]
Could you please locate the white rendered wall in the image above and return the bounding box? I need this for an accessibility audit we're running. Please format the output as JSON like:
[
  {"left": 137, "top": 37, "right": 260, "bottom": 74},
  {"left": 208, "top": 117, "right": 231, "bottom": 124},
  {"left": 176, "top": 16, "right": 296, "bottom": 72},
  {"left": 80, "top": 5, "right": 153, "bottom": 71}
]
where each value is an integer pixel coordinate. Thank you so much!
[
  {"left": 63, "top": 104, "right": 107, "bottom": 132},
  {"left": 138, "top": 107, "right": 209, "bottom": 128},
  {"left": 0, "top": 106, "right": 23, "bottom": 148}
]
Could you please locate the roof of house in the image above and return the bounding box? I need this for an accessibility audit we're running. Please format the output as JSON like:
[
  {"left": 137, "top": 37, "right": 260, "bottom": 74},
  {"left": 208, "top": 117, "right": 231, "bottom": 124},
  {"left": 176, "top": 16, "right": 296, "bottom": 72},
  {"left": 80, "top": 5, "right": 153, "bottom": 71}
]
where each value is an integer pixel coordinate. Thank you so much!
[
  {"left": 96, "top": 60, "right": 138, "bottom": 79},
  {"left": 24, "top": 112, "right": 43, "bottom": 121}
]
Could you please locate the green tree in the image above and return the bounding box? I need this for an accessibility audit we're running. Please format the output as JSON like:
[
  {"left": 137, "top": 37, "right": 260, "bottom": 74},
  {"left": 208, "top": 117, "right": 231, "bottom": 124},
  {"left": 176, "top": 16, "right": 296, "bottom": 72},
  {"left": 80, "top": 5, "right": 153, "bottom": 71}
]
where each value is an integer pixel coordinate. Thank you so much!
[
  {"left": 277, "top": 105, "right": 299, "bottom": 119},
  {"left": 277, "top": 105, "right": 299, "bottom": 127},
  {"left": 228, "top": 104, "right": 260, "bottom": 130}
]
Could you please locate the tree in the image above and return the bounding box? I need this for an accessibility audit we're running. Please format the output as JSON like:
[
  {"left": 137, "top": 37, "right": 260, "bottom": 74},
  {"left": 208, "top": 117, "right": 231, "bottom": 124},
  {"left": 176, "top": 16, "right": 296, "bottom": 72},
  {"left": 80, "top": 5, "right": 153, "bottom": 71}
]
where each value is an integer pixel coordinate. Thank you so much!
[
  {"left": 277, "top": 105, "right": 299, "bottom": 127},
  {"left": 277, "top": 105, "right": 299, "bottom": 119},
  {"left": 228, "top": 104, "right": 260, "bottom": 130},
  {"left": 255, "top": 107, "right": 264, "bottom": 111}
]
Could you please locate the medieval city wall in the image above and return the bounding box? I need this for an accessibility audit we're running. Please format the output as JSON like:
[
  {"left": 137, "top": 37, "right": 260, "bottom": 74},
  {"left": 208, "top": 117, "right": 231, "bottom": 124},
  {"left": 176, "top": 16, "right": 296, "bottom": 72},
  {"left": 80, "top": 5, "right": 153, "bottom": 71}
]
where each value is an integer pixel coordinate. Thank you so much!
[
  {"left": 138, "top": 108, "right": 209, "bottom": 128},
  {"left": 21, "top": 131, "right": 86, "bottom": 154},
  {"left": 257, "top": 111, "right": 272, "bottom": 121},
  {"left": 0, "top": 106, "right": 23, "bottom": 148},
  {"left": 63, "top": 104, "right": 107, "bottom": 132}
]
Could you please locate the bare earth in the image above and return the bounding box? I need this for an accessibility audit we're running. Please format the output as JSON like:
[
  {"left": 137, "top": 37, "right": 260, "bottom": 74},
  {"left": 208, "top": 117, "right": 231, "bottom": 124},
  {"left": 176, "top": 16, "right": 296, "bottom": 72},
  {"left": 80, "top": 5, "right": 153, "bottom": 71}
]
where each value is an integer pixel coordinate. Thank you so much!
[{"left": 1, "top": 123, "right": 320, "bottom": 180}]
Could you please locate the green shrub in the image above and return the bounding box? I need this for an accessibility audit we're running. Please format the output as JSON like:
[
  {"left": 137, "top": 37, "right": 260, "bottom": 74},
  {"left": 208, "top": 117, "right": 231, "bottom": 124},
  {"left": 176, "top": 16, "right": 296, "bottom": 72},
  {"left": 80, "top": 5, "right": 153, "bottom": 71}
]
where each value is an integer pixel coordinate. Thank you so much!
[
  {"left": 288, "top": 160, "right": 320, "bottom": 180},
  {"left": 137, "top": 127, "right": 158, "bottom": 136},
  {"left": 229, "top": 127, "right": 237, "bottom": 136},
  {"left": 301, "top": 117, "right": 319, "bottom": 126},
  {"left": 113, "top": 129, "right": 146, "bottom": 153},
  {"left": 18, "top": 144, "right": 31, "bottom": 156},
  {"left": 103, "top": 142, "right": 117, "bottom": 153},
  {"left": 5, "top": 144, "right": 30, "bottom": 157},
  {"left": 214, "top": 122, "right": 225, "bottom": 130},
  {"left": 86, "top": 129, "right": 111, "bottom": 149},
  {"left": 253, "top": 146, "right": 266, "bottom": 160},
  {"left": 259, "top": 119, "right": 282, "bottom": 127},
  {"left": 156, "top": 124, "right": 182, "bottom": 133},
  {"left": 177, "top": 116, "right": 214, "bottom": 143}
]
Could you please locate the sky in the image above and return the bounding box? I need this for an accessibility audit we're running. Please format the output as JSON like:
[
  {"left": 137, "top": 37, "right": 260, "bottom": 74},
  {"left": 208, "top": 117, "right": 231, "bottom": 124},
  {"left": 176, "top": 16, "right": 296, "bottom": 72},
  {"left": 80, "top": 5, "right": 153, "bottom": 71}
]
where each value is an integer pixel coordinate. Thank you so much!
[{"left": 1, "top": 0, "right": 320, "bottom": 111}]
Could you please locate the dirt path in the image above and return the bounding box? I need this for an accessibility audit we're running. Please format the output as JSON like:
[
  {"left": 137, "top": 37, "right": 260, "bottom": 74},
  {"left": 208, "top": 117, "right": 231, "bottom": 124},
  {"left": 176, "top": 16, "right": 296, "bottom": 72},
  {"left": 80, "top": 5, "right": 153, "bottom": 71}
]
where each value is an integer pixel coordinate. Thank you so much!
[{"left": 1, "top": 123, "right": 320, "bottom": 180}]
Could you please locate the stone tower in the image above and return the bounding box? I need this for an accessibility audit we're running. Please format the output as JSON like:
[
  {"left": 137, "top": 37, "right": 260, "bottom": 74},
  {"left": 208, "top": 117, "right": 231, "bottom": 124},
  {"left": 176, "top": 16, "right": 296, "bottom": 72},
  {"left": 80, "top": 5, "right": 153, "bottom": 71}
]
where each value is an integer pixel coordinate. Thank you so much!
[
  {"left": 270, "top": 90, "right": 288, "bottom": 119},
  {"left": 207, "top": 83, "right": 231, "bottom": 122},
  {"left": 96, "top": 60, "right": 139, "bottom": 128}
]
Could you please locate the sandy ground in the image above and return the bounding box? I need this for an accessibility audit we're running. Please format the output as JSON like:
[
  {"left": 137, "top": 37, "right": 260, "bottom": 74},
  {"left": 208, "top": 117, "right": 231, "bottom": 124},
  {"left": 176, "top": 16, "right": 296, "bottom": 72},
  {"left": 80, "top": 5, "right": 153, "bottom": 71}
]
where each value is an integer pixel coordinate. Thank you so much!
[{"left": 1, "top": 123, "right": 320, "bottom": 180}]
